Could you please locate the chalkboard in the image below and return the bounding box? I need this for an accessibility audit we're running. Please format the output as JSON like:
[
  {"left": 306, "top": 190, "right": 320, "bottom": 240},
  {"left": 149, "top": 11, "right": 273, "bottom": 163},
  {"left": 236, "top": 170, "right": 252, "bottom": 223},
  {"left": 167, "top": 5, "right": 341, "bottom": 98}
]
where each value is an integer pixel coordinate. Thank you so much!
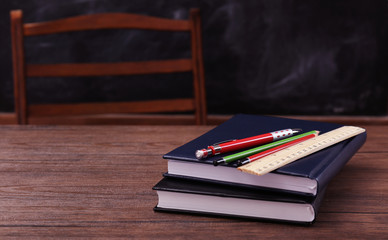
[{"left": 1, "top": 0, "right": 387, "bottom": 115}]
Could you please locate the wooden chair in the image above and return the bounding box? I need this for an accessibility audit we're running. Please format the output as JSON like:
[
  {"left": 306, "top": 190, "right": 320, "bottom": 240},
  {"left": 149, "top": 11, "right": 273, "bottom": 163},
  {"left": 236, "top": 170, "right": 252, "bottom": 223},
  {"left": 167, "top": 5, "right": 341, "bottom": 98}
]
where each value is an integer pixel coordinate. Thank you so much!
[{"left": 10, "top": 9, "right": 207, "bottom": 125}]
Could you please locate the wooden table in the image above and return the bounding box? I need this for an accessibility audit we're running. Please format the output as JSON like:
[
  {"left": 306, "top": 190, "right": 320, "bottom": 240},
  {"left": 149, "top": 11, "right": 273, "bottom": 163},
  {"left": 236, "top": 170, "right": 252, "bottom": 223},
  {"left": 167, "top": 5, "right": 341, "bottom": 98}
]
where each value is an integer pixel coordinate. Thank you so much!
[{"left": 0, "top": 125, "right": 387, "bottom": 238}]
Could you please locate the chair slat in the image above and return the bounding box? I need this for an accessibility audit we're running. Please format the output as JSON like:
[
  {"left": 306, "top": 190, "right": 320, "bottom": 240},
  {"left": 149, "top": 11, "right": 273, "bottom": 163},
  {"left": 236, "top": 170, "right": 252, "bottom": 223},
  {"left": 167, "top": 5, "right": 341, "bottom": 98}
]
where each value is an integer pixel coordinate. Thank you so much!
[
  {"left": 24, "top": 13, "right": 190, "bottom": 36},
  {"left": 29, "top": 99, "right": 195, "bottom": 116},
  {"left": 26, "top": 59, "right": 192, "bottom": 77}
]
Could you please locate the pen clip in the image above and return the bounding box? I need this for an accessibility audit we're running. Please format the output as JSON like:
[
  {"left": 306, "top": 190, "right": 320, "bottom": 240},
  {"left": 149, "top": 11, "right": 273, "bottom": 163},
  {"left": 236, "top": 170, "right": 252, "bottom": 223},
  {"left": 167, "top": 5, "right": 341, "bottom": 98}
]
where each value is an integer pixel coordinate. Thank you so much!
[{"left": 211, "top": 139, "right": 236, "bottom": 146}]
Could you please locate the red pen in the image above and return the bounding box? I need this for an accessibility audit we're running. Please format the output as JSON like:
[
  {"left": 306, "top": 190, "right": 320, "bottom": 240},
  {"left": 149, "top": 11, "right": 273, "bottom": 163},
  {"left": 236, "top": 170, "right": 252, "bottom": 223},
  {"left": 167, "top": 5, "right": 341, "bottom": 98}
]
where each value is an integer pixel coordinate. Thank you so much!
[
  {"left": 236, "top": 131, "right": 319, "bottom": 166},
  {"left": 195, "top": 128, "right": 302, "bottom": 159}
]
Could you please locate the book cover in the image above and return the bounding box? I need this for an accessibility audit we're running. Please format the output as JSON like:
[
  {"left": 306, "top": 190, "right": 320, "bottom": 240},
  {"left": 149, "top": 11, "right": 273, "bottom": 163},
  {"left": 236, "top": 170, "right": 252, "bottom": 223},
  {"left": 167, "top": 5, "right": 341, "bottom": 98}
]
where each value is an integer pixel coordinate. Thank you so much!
[
  {"left": 163, "top": 114, "right": 367, "bottom": 196},
  {"left": 153, "top": 177, "right": 326, "bottom": 224}
]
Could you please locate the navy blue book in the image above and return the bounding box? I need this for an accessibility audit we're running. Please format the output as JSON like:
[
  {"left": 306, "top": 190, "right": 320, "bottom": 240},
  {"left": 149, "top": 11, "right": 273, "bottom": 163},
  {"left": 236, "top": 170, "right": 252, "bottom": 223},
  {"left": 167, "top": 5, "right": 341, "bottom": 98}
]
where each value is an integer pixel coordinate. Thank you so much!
[
  {"left": 153, "top": 177, "right": 326, "bottom": 224},
  {"left": 163, "top": 114, "right": 367, "bottom": 196}
]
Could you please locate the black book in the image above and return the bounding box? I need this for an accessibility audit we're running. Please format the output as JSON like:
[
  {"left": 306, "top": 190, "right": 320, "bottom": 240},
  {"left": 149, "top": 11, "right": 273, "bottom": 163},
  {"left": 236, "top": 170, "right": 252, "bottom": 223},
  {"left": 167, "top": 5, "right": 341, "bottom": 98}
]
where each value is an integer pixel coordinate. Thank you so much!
[
  {"left": 153, "top": 177, "right": 326, "bottom": 224},
  {"left": 163, "top": 114, "right": 366, "bottom": 196}
]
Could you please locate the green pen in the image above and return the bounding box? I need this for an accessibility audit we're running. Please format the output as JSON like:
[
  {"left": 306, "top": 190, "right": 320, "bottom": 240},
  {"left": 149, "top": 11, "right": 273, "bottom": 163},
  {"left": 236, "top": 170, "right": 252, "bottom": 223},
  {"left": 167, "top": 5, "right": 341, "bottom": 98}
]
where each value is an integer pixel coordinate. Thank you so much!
[{"left": 213, "top": 130, "right": 319, "bottom": 166}]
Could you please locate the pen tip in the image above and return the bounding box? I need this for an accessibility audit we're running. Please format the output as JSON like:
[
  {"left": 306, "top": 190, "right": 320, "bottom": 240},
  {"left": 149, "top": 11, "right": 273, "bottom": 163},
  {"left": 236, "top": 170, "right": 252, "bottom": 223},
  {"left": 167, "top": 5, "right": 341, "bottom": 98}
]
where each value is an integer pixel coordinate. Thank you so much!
[
  {"left": 292, "top": 128, "right": 302, "bottom": 133},
  {"left": 237, "top": 158, "right": 249, "bottom": 166},
  {"left": 213, "top": 159, "right": 225, "bottom": 166},
  {"left": 195, "top": 150, "right": 204, "bottom": 159}
]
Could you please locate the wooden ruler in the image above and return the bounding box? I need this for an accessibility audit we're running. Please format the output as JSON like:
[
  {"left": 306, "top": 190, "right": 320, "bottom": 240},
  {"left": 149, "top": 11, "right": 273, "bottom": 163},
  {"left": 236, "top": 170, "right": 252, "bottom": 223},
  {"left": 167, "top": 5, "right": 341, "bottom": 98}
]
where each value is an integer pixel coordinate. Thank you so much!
[{"left": 238, "top": 126, "right": 365, "bottom": 176}]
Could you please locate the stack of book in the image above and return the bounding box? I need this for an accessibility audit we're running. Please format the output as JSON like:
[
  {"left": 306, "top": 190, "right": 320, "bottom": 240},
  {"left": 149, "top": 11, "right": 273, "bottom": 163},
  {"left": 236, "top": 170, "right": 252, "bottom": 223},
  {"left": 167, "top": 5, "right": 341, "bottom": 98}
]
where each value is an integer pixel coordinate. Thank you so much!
[{"left": 153, "top": 114, "right": 366, "bottom": 224}]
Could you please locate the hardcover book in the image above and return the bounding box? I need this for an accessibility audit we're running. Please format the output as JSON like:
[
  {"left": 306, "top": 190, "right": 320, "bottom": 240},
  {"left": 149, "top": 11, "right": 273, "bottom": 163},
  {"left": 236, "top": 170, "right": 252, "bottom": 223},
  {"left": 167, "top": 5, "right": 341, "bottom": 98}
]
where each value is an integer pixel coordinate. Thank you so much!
[
  {"left": 153, "top": 177, "right": 326, "bottom": 224},
  {"left": 163, "top": 114, "right": 366, "bottom": 196}
]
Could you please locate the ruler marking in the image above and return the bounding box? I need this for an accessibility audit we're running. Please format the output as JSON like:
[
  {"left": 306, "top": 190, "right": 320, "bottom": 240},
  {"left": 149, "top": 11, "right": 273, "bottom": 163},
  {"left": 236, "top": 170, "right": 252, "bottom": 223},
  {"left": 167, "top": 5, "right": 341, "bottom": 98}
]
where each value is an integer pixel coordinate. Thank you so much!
[{"left": 238, "top": 126, "right": 365, "bottom": 176}]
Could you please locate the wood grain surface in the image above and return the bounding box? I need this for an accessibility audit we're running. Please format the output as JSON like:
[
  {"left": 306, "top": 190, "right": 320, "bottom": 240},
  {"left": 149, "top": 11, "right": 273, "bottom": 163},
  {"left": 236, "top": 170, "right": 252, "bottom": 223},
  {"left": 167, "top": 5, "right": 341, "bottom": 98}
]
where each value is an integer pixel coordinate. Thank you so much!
[{"left": 0, "top": 125, "right": 387, "bottom": 239}]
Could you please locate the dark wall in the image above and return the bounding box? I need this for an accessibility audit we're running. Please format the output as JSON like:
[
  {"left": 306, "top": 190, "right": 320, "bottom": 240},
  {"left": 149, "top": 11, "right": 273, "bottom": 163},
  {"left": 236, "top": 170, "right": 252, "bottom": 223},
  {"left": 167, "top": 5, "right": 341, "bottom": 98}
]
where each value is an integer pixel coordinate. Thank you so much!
[{"left": 1, "top": 0, "right": 387, "bottom": 115}]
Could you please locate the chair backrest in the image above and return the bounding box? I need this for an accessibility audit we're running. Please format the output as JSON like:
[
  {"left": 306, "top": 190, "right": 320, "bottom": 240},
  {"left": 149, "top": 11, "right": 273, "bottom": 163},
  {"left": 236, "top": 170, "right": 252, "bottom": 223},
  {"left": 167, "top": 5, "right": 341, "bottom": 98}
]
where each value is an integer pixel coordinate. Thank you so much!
[{"left": 10, "top": 9, "right": 207, "bottom": 125}]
